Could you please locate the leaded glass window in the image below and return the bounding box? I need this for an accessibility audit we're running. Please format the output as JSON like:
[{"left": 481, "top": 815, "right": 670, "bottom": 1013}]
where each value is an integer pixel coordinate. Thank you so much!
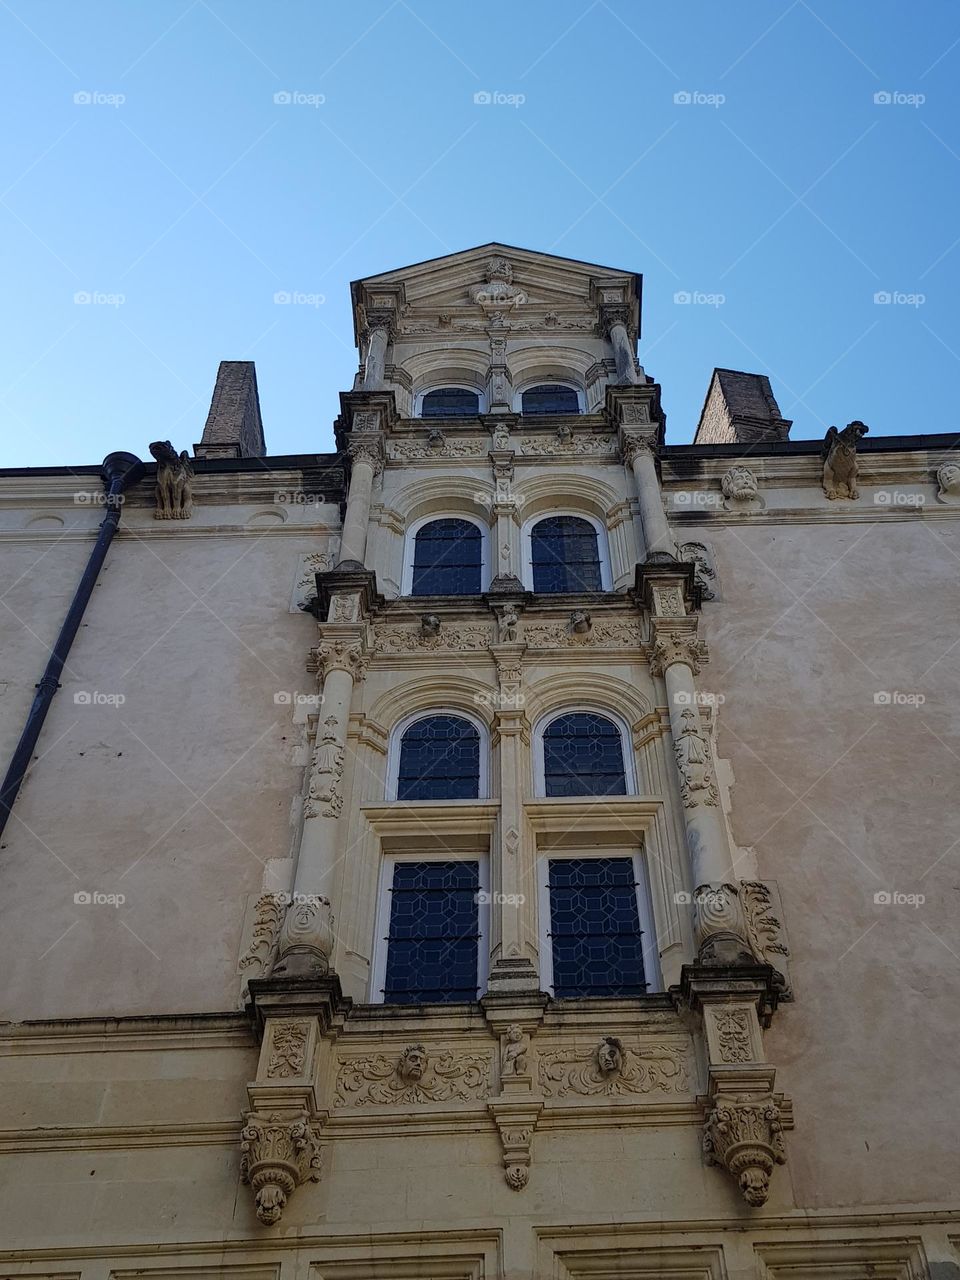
[
  {"left": 542, "top": 712, "right": 627, "bottom": 797},
  {"left": 530, "top": 515, "right": 602, "bottom": 593},
  {"left": 547, "top": 857, "right": 647, "bottom": 997},
  {"left": 411, "top": 518, "right": 482, "bottom": 595},
  {"left": 521, "top": 383, "right": 580, "bottom": 415},
  {"left": 421, "top": 387, "right": 480, "bottom": 418},
  {"left": 382, "top": 860, "right": 481, "bottom": 1003},
  {"left": 396, "top": 714, "right": 481, "bottom": 800}
]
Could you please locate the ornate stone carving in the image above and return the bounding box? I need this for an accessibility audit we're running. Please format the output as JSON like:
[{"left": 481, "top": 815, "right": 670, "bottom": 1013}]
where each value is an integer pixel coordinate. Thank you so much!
[
  {"left": 266, "top": 1021, "right": 310, "bottom": 1078},
  {"left": 495, "top": 604, "right": 521, "bottom": 643},
  {"left": 420, "top": 612, "right": 441, "bottom": 638},
  {"left": 303, "top": 716, "right": 345, "bottom": 819},
  {"left": 488, "top": 1099, "right": 543, "bottom": 1190},
  {"left": 518, "top": 433, "right": 617, "bottom": 457},
  {"left": 703, "top": 1093, "right": 786, "bottom": 1206},
  {"left": 335, "top": 1047, "right": 491, "bottom": 1107},
  {"left": 674, "top": 708, "right": 720, "bottom": 807},
  {"left": 649, "top": 630, "right": 708, "bottom": 675},
  {"left": 273, "top": 895, "right": 335, "bottom": 978},
  {"left": 935, "top": 461, "right": 960, "bottom": 504},
  {"left": 822, "top": 420, "right": 869, "bottom": 499},
  {"left": 710, "top": 1008, "right": 752, "bottom": 1064},
  {"left": 314, "top": 638, "right": 367, "bottom": 681},
  {"left": 238, "top": 893, "right": 284, "bottom": 981},
  {"left": 240, "top": 1109, "right": 323, "bottom": 1225},
  {"left": 348, "top": 435, "right": 385, "bottom": 477},
  {"left": 539, "top": 1039, "right": 689, "bottom": 1097},
  {"left": 652, "top": 585, "right": 685, "bottom": 617},
  {"left": 388, "top": 437, "right": 485, "bottom": 460},
  {"left": 693, "top": 884, "right": 754, "bottom": 966},
  {"left": 149, "top": 440, "right": 194, "bottom": 520},
  {"left": 524, "top": 618, "right": 642, "bottom": 649},
  {"left": 569, "top": 609, "right": 592, "bottom": 635},
  {"left": 721, "top": 465, "right": 762, "bottom": 509},
  {"left": 740, "top": 880, "right": 792, "bottom": 990},
  {"left": 374, "top": 623, "right": 492, "bottom": 653},
  {"left": 677, "top": 541, "right": 717, "bottom": 601},
  {"left": 500, "top": 1025, "right": 529, "bottom": 1078},
  {"left": 332, "top": 594, "right": 358, "bottom": 623},
  {"left": 293, "top": 552, "right": 333, "bottom": 607},
  {"left": 469, "top": 257, "right": 527, "bottom": 309}
]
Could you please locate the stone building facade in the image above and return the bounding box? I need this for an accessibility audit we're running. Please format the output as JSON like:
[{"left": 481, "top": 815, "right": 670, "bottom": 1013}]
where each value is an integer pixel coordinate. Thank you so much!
[{"left": 1, "top": 243, "right": 959, "bottom": 1277}]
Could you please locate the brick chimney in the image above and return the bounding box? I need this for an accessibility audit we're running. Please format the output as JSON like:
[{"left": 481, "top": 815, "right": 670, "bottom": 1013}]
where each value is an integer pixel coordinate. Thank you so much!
[
  {"left": 693, "top": 368, "right": 791, "bottom": 445},
  {"left": 195, "top": 361, "right": 266, "bottom": 459}
]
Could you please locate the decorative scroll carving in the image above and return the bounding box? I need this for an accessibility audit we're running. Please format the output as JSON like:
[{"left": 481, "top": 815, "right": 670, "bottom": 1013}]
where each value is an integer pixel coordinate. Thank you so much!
[
  {"left": 693, "top": 884, "right": 755, "bottom": 966},
  {"left": 539, "top": 1039, "right": 689, "bottom": 1098},
  {"left": 238, "top": 893, "right": 284, "bottom": 980},
  {"left": 273, "top": 895, "right": 335, "bottom": 978},
  {"left": 292, "top": 552, "right": 333, "bottom": 611},
  {"left": 711, "top": 1008, "right": 752, "bottom": 1064},
  {"left": 703, "top": 1093, "right": 786, "bottom": 1206},
  {"left": 267, "top": 1021, "right": 310, "bottom": 1078},
  {"left": 822, "top": 420, "right": 869, "bottom": 500},
  {"left": 518, "top": 433, "right": 617, "bottom": 457},
  {"left": 677, "top": 541, "right": 717, "bottom": 601},
  {"left": 652, "top": 585, "right": 685, "bottom": 617},
  {"left": 374, "top": 623, "right": 493, "bottom": 653},
  {"left": 389, "top": 437, "right": 485, "bottom": 460},
  {"left": 335, "top": 1046, "right": 491, "bottom": 1107},
  {"left": 740, "top": 880, "right": 792, "bottom": 991},
  {"left": 149, "top": 440, "right": 194, "bottom": 520},
  {"left": 524, "top": 618, "right": 642, "bottom": 649},
  {"left": 674, "top": 708, "right": 720, "bottom": 807},
  {"left": 348, "top": 436, "right": 385, "bottom": 478},
  {"left": 649, "top": 630, "right": 708, "bottom": 675},
  {"left": 240, "top": 1110, "right": 323, "bottom": 1225},
  {"left": 313, "top": 638, "right": 367, "bottom": 681},
  {"left": 303, "top": 716, "right": 345, "bottom": 819}
]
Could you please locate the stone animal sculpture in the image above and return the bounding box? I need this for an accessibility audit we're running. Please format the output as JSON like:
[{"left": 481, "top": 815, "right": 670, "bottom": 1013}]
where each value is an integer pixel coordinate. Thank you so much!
[
  {"left": 149, "top": 440, "right": 194, "bottom": 519},
  {"left": 822, "top": 421, "right": 869, "bottom": 500}
]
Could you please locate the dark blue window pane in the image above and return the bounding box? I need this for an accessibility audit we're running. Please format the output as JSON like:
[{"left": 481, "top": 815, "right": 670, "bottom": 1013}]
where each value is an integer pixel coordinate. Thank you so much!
[
  {"left": 521, "top": 384, "right": 580, "bottom": 415},
  {"left": 543, "top": 712, "right": 626, "bottom": 797},
  {"left": 421, "top": 388, "right": 480, "bottom": 418},
  {"left": 548, "top": 857, "right": 647, "bottom": 997},
  {"left": 412, "top": 518, "right": 482, "bottom": 596},
  {"left": 383, "top": 860, "right": 480, "bottom": 1003},
  {"left": 531, "top": 515, "right": 601, "bottom": 593},
  {"left": 397, "top": 714, "right": 480, "bottom": 800}
]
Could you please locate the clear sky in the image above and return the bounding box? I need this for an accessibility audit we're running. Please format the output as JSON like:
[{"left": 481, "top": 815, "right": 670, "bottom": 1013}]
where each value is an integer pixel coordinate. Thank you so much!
[{"left": 1, "top": 0, "right": 958, "bottom": 468}]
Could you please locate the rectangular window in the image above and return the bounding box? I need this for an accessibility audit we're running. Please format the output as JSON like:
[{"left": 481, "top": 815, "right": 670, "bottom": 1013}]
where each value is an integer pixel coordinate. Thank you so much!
[
  {"left": 546, "top": 856, "right": 648, "bottom": 997},
  {"left": 380, "top": 859, "right": 481, "bottom": 1004}
]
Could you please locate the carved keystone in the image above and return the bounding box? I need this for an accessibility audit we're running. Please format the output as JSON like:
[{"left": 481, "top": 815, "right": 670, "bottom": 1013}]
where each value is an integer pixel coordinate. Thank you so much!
[{"left": 240, "top": 1109, "right": 323, "bottom": 1224}]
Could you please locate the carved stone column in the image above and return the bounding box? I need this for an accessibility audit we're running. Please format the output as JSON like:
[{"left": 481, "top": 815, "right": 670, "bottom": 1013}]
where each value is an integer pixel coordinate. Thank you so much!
[
  {"left": 487, "top": 637, "right": 539, "bottom": 992},
  {"left": 622, "top": 433, "right": 673, "bottom": 561},
  {"left": 337, "top": 436, "right": 383, "bottom": 569},
  {"left": 486, "top": 326, "right": 513, "bottom": 412},
  {"left": 274, "top": 631, "right": 367, "bottom": 978},
  {"left": 487, "top": 438, "right": 524, "bottom": 590},
  {"left": 602, "top": 305, "right": 640, "bottom": 385},
  {"left": 360, "top": 315, "right": 391, "bottom": 391},
  {"left": 482, "top": 994, "right": 547, "bottom": 1188}
]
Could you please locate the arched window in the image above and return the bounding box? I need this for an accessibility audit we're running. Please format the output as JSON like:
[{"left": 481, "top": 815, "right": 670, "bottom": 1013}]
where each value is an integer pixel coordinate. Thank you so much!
[
  {"left": 530, "top": 515, "right": 602, "bottom": 593},
  {"left": 521, "top": 383, "right": 580, "bottom": 415},
  {"left": 396, "top": 714, "right": 481, "bottom": 800},
  {"left": 540, "top": 712, "right": 628, "bottom": 797},
  {"left": 410, "top": 517, "right": 483, "bottom": 595},
  {"left": 420, "top": 387, "right": 481, "bottom": 418}
]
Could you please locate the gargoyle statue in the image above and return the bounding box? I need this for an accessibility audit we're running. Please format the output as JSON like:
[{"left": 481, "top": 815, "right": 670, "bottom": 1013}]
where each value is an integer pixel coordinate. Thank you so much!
[
  {"left": 822, "top": 421, "right": 869, "bottom": 500},
  {"left": 149, "top": 440, "right": 194, "bottom": 519}
]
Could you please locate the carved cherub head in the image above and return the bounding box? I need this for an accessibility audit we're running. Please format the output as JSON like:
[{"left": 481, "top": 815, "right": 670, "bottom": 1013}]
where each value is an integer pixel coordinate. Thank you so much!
[
  {"left": 720, "top": 465, "right": 760, "bottom": 501},
  {"left": 398, "top": 1043, "right": 427, "bottom": 1083},
  {"left": 420, "top": 613, "right": 441, "bottom": 636},
  {"left": 596, "top": 1036, "right": 624, "bottom": 1076}
]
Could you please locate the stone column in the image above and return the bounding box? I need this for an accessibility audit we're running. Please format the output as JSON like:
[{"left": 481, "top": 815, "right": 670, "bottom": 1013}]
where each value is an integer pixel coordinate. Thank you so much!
[
  {"left": 360, "top": 317, "right": 391, "bottom": 391},
  {"left": 603, "top": 306, "right": 640, "bottom": 385},
  {"left": 487, "top": 438, "right": 524, "bottom": 590},
  {"left": 621, "top": 433, "right": 673, "bottom": 560},
  {"left": 274, "top": 635, "right": 366, "bottom": 977},
  {"left": 337, "top": 437, "right": 383, "bottom": 569}
]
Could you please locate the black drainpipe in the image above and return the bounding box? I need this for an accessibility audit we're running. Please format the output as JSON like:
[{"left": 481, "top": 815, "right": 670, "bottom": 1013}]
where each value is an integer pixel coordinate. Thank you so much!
[{"left": 0, "top": 451, "right": 145, "bottom": 841}]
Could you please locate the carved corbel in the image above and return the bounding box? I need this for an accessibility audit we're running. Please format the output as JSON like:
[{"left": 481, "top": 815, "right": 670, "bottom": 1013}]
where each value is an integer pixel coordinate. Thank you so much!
[
  {"left": 703, "top": 1090, "right": 786, "bottom": 1206},
  {"left": 488, "top": 1099, "right": 543, "bottom": 1189},
  {"left": 240, "top": 1109, "right": 323, "bottom": 1224}
]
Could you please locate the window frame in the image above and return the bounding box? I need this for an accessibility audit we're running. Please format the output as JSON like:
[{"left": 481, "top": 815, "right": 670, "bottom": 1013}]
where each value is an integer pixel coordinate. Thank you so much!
[
  {"left": 370, "top": 849, "right": 490, "bottom": 1004},
  {"left": 520, "top": 510, "right": 612, "bottom": 594},
  {"left": 402, "top": 512, "right": 490, "bottom": 597},
  {"left": 515, "top": 379, "right": 584, "bottom": 416},
  {"left": 415, "top": 384, "right": 485, "bottom": 418},
  {"left": 536, "top": 846, "right": 661, "bottom": 998},
  {"left": 385, "top": 707, "right": 490, "bottom": 802},
  {"left": 531, "top": 705, "right": 637, "bottom": 798}
]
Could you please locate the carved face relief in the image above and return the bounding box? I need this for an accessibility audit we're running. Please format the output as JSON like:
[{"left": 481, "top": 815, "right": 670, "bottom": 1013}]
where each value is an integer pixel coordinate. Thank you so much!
[
  {"left": 398, "top": 1044, "right": 427, "bottom": 1083},
  {"left": 937, "top": 463, "right": 960, "bottom": 500},
  {"left": 720, "top": 465, "right": 760, "bottom": 501},
  {"left": 596, "top": 1037, "right": 623, "bottom": 1076}
]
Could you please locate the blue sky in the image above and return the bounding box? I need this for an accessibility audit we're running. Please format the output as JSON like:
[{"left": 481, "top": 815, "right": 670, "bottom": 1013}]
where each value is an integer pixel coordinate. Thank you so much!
[{"left": 1, "top": 0, "right": 958, "bottom": 467}]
